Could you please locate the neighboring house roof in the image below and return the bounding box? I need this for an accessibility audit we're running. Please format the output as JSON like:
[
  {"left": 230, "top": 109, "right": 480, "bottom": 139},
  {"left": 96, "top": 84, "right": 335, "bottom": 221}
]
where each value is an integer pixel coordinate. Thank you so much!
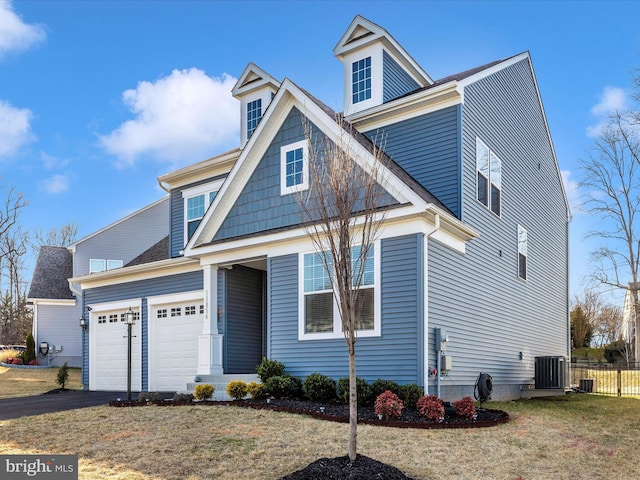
[
  {"left": 27, "top": 246, "right": 74, "bottom": 300},
  {"left": 125, "top": 236, "right": 170, "bottom": 267}
]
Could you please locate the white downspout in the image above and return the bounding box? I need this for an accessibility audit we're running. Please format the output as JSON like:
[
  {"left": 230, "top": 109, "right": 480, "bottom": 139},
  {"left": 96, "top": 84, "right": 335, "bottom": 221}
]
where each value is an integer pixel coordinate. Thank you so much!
[{"left": 423, "top": 213, "right": 440, "bottom": 395}]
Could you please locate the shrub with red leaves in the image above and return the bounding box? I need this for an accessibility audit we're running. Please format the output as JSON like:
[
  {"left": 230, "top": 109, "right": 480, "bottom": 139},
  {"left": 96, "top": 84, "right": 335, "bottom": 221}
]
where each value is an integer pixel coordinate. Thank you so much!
[
  {"left": 7, "top": 358, "right": 24, "bottom": 365},
  {"left": 374, "top": 390, "right": 404, "bottom": 419},
  {"left": 28, "top": 359, "right": 39, "bottom": 366},
  {"left": 416, "top": 394, "right": 444, "bottom": 421},
  {"left": 453, "top": 396, "right": 477, "bottom": 420}
]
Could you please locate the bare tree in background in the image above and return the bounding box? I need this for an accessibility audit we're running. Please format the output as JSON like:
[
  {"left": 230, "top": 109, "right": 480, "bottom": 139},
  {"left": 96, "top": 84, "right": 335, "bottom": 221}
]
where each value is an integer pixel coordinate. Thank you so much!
[
  {"left": 581, "top": 110, "right": 640, "bottom": 359},
  {"left": 30, "top": 222, "right": 78, "bottom": 249},
  {"left": 592, "top": 305, "right": 623, "bottom": 348},
  {"left": 296, "top": 117, "right": 388, "bottom": 462}
]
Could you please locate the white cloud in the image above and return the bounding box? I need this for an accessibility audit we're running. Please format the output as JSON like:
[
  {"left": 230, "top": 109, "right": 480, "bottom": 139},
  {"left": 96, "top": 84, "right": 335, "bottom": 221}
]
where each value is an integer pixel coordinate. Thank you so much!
[
  {"left": 0, "top": 99, "right": 34, "bottom": 157},
  {"left": 0, "top": 0, "right": 46, "bottom": 59},
  {"left": 586, "top": 86, "right": 627, "bottom": 138},
  {"left": 40, "top": 151, "right": 69, "bottom": 170},
  {"left": 561, "top": 169, "right": 582, "bottom": 215},
  {"left": 99, "top": 68, "right": 239, "bottom": 167},
  {"left": 39, "top": 174, "right": 69, "bottom": 194}
]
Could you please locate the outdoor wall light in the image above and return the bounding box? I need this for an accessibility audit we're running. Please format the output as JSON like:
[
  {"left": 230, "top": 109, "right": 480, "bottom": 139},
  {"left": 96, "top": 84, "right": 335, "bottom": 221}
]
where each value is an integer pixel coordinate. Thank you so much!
[{"left": 79, "top": 317, "right": 88, "bottom": 330}]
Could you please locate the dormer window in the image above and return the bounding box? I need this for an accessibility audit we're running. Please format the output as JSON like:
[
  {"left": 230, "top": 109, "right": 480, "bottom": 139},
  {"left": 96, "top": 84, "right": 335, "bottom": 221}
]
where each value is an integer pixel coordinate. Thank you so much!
[
  {"left": 247, "top": 98, "right": 262, "bottom": 138},
  {"left": 182, "top": 179, "right": 225, "bottom": 244},
  {"left": 352, "top": 57, "right": 372, "bottom": 104}
]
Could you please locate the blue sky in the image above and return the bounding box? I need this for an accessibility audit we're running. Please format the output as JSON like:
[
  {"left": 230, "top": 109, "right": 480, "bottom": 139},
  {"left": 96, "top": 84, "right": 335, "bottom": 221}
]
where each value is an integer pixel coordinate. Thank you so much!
[{"left": 1, "top": 0, "right": 639, "bottom": 301}]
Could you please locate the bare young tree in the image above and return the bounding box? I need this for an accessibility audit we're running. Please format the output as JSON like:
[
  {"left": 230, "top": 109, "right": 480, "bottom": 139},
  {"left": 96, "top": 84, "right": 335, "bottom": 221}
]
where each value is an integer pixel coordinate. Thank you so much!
[
  {"left": 581, "top": 111, "right": 640, "bottom": 359},
  {"left": 296, "top": 117, "right": 388, "bottom": 462},
  {"left": 30, "top": 222, "right": 78, "bottom": 249},
  {"left": 592, "top": 305, "right": 623, "bottom": 348}
]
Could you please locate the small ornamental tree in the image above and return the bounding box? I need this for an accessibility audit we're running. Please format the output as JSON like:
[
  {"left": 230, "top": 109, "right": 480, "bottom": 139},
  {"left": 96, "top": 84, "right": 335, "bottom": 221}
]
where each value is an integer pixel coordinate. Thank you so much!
[
  {"left": 374, "top": 390, "right": 404, "bottom": 420},
  {"left": 452, "top": 396, "right": 477, "bottom": 420},
  {"left": 56, "top": 362, "right": 69, "bottom": 389},
  {"left": 417, "top": 395, "right": 445, "bottom": 422},
  {"left": 24, "top": 333, "right": 36, "bottom": 364}
]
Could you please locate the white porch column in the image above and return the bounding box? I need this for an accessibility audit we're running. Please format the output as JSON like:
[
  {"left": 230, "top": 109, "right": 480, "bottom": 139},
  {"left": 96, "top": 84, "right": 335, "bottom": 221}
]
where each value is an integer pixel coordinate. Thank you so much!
[{"left": 197, "top": 264, "right": 224, "bottom": 375}]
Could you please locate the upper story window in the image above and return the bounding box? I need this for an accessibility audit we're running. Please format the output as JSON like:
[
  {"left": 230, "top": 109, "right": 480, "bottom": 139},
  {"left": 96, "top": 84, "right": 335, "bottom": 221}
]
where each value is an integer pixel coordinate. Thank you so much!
[
  {"left": 90, "top": 259, "right": 123, "bottom": 273},
  {"left": 299, "top": 244, "right": 379, "bottom": 340},
  {"left": 518, "top": 225, "right": 528, "bottom": 280},
  {"left": 280, "top": 140, "right": 309, "bottom": 195},
  {"left": 476, "top": 138, "right": 502, "bottom": 216},
  {"left": 352, "top": 56, "right": 372, "bottom": 104},
  {"left": 247, "top": 98, "right": 262, "bottom": 138},
  {"left": 182, "top": 179, "right": 225, "bottom": 244}
]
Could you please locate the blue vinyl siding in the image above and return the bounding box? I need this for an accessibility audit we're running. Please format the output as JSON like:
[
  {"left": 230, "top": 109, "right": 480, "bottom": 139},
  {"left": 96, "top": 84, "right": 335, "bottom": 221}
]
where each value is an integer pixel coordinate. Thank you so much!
[
  {"left": 83, "top": 271, "right": 203, "bottom": 391},
  {"left": 383, "top": 50, "right": 420, "bottom": 103},
  {"left": 224, "top": 265, "right": 265, "bottom": 373},
  {"left": 365, "top": 105, "right": 461, "bottom": 218},
  {"left": 214, "top": 107, "right": 399, "bottom": 242},
  {"left": 426, "top": 58, "right": 569, "bottom": 399},
  {"left": 268, "top": 234, "right": 422, "bottom": 384}
]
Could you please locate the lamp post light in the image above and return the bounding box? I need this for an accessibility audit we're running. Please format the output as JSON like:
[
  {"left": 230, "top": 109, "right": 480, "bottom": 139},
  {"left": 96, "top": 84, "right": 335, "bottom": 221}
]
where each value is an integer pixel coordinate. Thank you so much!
[{"left": 124, "top": 307, "right": 135, "bottom": 402}]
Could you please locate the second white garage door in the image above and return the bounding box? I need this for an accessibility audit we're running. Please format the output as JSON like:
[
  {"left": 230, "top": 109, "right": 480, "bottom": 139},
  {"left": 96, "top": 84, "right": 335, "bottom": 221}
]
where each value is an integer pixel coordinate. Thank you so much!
[{"left": 148, "top": 299, "right": 203, "bottom": 391}]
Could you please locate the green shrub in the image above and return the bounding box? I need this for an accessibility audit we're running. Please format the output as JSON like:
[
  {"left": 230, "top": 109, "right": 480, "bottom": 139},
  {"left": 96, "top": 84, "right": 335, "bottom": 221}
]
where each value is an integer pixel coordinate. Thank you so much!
[
  {"left": 24, "top": 333, "right": 36, "bottom": 365},
  {"left": 256, "top": 357, "right": 286, "bottom": 383},
  {"left": 247, "top": 382, "right": 266, "bottom": 400},
  {"left": 370, "top": 378, "right": 400, "bottom": 399},
  {"left": 138, "top": 392, "right": 158, "bottom": 402},
  {"left": 338, "top": 377, "right": 372, "bottom": 406},
  {"left": 193, "top": 384, "right": 215, "bottom": 400},
  {"left": 374, "top": 390, "right": 404, "bottom": 419},
  {"left": 303, "top": 373, "right": 337, "bottom": 402},
  {"left": 226, "top": 380, "right": 248, "bottom": 400},
  {"left": 173, "top": 392, "right": 194, "bottom": 402},
  {"left": 604, "top": 340, "right": 629, "bottom": 364},
  {"left": 398, "top": 383, "right": 423, "bottom": 409},
  {"left": 56, "top": 362, "right": 69, "bottom": 389},
  {"left": 265, "top": 375, "right": 302, "bottom": 399}
]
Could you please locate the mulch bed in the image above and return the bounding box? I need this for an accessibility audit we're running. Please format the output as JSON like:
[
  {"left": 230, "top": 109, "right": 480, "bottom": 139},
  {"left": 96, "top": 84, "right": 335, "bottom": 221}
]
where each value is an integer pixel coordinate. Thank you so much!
[
  {"left": 109, "top": 397, "right": 509, "bottom": 430},
  {"left": 279, "top": 454, "right": 416, "bottom": 480}
]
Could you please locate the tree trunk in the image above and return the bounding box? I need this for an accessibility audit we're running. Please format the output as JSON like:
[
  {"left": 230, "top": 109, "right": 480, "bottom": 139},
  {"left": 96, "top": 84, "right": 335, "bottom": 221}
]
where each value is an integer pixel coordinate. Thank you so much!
[{"left": 348, "top": 340, "right": 357, "bottom": 463}]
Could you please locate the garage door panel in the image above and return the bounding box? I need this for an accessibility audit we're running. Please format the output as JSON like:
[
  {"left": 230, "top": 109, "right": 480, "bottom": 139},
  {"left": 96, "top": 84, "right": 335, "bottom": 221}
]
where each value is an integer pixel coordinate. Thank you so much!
[{"left": 149, "top": 301, "right": 202, "bottom": 391}]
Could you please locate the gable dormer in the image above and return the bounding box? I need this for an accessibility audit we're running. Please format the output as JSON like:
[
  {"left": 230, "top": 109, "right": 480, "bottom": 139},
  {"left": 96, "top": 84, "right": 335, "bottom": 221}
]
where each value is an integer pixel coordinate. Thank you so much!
[
  {"left": 334, "top": 15, "right": 433, "bottom": 117},
  {"left": 232, "top": 63, "right": 281, "bottom": 146}
]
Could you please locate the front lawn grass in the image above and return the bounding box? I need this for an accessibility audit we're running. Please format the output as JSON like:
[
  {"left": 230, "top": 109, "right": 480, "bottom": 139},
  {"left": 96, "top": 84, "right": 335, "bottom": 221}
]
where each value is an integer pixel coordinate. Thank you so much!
[
  {"left": 0, "top": 366, "right": 82, "bottom": 398},
  {"left": 0, "top": 393, "right": 639, "bottom": 479}
]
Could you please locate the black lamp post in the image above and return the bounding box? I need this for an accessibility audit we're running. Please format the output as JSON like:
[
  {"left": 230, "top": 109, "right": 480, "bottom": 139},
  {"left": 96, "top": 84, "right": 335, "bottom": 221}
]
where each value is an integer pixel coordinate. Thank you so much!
[{"left": 124, "top": 307, "right": 135, "bottom": 402}]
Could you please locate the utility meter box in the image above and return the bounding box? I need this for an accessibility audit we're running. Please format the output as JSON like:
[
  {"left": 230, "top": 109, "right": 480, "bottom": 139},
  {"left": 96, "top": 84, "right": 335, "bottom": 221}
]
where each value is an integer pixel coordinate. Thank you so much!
[
  {"left": 434, "top": 328, "right": 449, "bottom": 352},
  {"left": 441, "top": 355, "right": 453, "bottom": 371}
]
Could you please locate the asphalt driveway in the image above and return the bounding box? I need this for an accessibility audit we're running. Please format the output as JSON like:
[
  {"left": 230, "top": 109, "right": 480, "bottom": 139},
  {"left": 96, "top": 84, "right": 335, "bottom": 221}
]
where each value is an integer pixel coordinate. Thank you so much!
[{"left": 0, "top": 391, "right": 132, "bottom": 420}]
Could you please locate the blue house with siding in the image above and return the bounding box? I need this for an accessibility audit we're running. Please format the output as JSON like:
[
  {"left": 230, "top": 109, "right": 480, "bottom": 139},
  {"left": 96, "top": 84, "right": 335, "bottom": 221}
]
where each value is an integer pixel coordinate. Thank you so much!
[{"left": 71, "top": 16, "right": 570, "bottom": 400}]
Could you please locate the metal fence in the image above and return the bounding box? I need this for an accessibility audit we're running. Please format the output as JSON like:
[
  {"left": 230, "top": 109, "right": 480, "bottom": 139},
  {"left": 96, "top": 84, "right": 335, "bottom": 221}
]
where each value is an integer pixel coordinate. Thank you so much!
[{"left": 570, "top": 362, "right": 640, "bottom": 397}]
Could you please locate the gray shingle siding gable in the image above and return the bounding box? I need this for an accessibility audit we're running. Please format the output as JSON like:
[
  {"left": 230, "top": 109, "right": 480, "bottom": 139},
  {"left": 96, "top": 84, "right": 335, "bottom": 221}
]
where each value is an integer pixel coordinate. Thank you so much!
[
  {"left": 364, "top": 105, "right": 461, "bottom": 218},
  {"left": 214, "top": 107, "right": 399, "bottom": 242},
  {"left": 267, "top": 234, "right": 423, "bottom": 384},
  {"left": 383, "top": 50, "right": 421, "bottom": 103},
  {"left": 426, "top": 58, "right": 569, "bottom": 396}
]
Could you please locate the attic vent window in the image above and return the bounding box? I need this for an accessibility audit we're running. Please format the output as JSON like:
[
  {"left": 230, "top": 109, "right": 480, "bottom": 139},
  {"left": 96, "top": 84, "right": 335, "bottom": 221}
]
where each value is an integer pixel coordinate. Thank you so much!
[
  {"left": 352, "top": 56, "right": 372, "bottom": 104},
  {"left": 247, "top": 98, "right": 262, "bottom": 138}
]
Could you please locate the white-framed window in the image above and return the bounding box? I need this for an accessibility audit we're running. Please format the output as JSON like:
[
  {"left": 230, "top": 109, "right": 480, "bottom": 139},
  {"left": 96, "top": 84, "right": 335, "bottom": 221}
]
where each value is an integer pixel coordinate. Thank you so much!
[
  {"left": 352, "top": 56, "right": 372, "bottom": 104},
  {"left": 182, "top": 179, "right": 225, "bottom": 244},
  {"left": 109, "top": 314, "right": 118, "bottom": 323},
  {"left": 170, "top": 307, "right": 181, "bottom": 317},
  {"left": 97, "top": 315, "right": 107, "bottom": 324},
  {"left": 518, "top": 225, "right": 527, "bottom": 280},
  {"left": 280, "top": 140, "right": 309, "bottom": 195},
  {"left": 476, "top": 137, "right": 502, "bottom": 216},
  {"left": 90, "top": 259, "right": 123, "bottom": 273},
  {"left": 247, "top": 98, "right": 262, "bottom": 138},
  {"left": 298, "top": 242, "right": 380, "bottom": 340},
  {"left": 157, "top": 309, "right": 167, "bottom": 319},
  {"left": 185, "top": 305, "right": 196, "bottom": 316}
]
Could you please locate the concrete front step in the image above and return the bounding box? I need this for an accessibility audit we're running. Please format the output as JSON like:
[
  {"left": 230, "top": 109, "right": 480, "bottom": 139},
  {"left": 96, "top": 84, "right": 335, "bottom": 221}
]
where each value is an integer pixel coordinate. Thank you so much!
[{"left": 186, "top": 374, "right": 260, "bottom": 401}]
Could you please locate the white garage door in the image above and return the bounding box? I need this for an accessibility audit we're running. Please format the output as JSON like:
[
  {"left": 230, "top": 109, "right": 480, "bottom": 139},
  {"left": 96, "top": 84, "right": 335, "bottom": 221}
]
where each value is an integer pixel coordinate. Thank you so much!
[
  {"left": 149, "top": 301, "right": 203, "bottom": 391},
  {"left": 90, "top": 308, "right": 142, "bottom": 391}
]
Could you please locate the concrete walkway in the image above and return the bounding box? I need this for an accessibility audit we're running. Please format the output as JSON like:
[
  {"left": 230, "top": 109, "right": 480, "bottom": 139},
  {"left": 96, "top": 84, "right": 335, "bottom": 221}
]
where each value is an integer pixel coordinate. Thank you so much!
[{"left": 0, "top": 391, "right": 130, "bottom": 420}]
